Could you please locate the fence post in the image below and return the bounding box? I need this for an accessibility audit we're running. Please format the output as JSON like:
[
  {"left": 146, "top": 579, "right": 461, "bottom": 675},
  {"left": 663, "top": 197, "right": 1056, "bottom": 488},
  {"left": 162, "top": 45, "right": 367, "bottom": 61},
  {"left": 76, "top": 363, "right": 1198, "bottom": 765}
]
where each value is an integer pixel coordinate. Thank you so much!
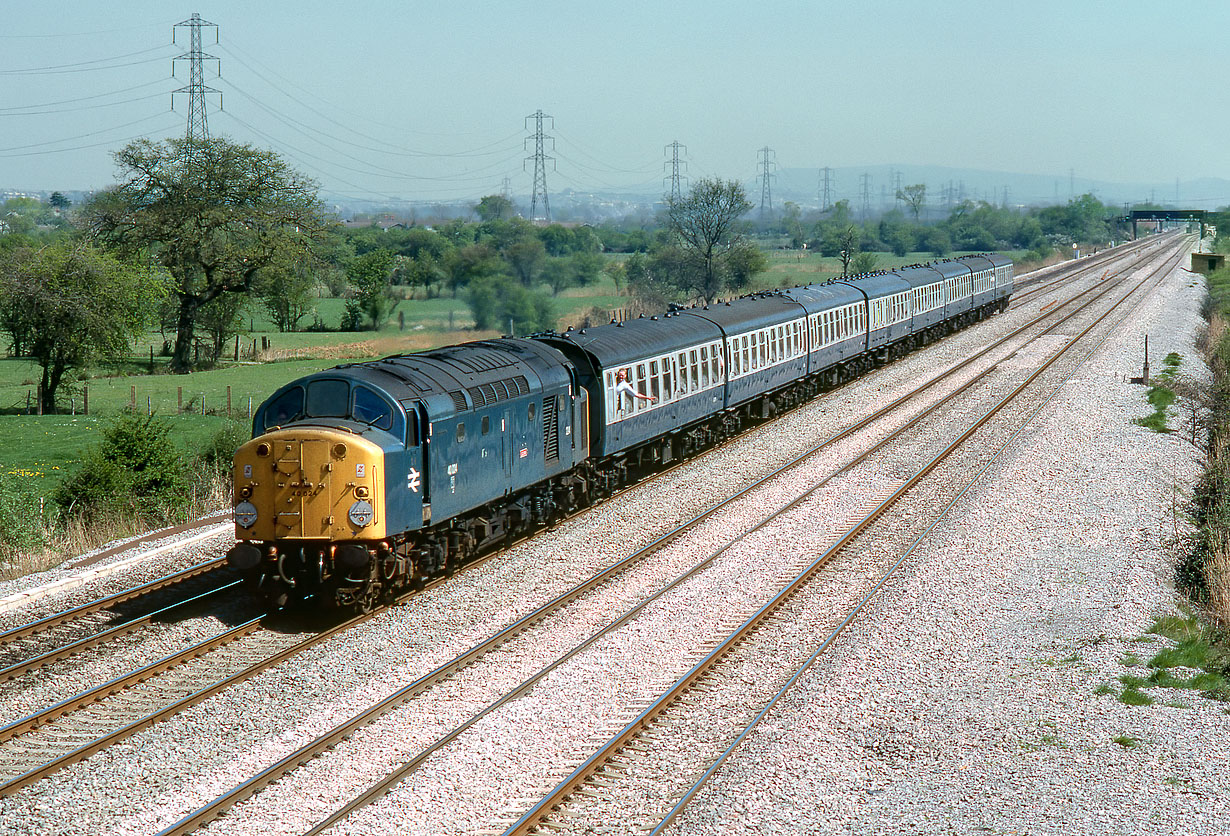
[
  {"left": 37, "top": 384, "right": 43, "bottom": 416},
  {"left": 227, "top": 386, "right": 232, "bottom": 416},
  {"left": 83, "top": 385, "right": 89, "bottom": 416},
  {"left": 178, "top": 387, "right": 183, "bottom": 412},
  {"left": 130, "top": 385, "right": 136, "bottom": 411},
  {"left": 234, "top": 335, "right": 240, "bottom": 362}
]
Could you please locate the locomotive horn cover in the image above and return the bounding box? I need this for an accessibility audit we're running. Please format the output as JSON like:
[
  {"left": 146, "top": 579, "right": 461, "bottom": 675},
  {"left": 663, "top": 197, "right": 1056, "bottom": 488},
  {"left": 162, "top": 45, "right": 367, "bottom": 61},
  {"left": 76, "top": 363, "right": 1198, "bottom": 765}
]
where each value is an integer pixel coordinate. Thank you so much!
[{"left": 232, "top": 428, "right": 387, "bottom": 542}]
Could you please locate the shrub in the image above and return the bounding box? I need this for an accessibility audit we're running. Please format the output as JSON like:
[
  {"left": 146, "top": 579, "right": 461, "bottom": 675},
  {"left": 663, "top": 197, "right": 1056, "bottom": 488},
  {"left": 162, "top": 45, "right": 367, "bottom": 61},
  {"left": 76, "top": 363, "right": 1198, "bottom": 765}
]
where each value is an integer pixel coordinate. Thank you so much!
[
  {"left": 200, "top": 420, "right": 250, "bottom": 472},
  {"left": 53, "top": 412, "right": 191, "bottom": 520},
  {"left": 0, "top": 474, "right": 53, "bottom": 558}
]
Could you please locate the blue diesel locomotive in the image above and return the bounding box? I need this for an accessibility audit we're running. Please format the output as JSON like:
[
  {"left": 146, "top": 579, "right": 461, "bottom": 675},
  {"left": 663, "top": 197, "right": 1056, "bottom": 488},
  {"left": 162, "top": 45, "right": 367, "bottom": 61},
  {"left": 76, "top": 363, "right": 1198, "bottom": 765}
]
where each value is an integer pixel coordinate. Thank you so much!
[{"left": 227, "top": 254, "right": 1012, "bottom": 610}]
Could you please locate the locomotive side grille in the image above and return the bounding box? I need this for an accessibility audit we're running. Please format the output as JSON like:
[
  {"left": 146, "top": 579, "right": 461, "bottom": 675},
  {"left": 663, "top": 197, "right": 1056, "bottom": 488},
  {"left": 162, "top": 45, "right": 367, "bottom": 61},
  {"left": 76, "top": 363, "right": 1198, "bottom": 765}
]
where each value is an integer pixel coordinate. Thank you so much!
[
  {"left": 543, "top": 395, "right": 559, "bottom": 463},
  {"left": 511, "top": 375, "right": 529, "bottom": 396},
  {"left": 467, "top": 386, "right": 490, "bottom": 408},
  {"left": 449, "top": 390, "right": 468, "bottom": 412},
  {"left": 493, "top": 380, "right": 510, "bottom": 400}
]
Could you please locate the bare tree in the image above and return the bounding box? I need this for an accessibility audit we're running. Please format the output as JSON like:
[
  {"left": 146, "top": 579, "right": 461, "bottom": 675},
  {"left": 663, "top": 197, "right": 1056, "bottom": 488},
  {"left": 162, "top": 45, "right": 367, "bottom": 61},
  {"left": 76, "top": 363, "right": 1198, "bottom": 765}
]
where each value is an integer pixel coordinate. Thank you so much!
[{"left": 897, "top": 183, "right": 927, "bottom": 221}]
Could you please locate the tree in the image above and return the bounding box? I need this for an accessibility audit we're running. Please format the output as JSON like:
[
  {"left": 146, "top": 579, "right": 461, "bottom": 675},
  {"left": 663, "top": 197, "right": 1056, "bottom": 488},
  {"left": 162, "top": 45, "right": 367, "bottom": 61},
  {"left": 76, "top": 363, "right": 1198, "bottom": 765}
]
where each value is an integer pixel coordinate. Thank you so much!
[
  {"left": 198, "top": 290, "right": 249, "bottom": 363},
  {"left": 347, "top": 248, "right": 397, "bottom": 330},
  {"left": 49, "top": 192, "right": 71, "bottom": 210},
  {"left": 466, "top": 274, "right": 554, "bottom": 334},
  {"left": 664, "top": 178, "right": 763, "bottom": 303},
  {"left": 256, "top": 255, "right": 318, "bottom": 332},
  {"left": 475, "top": 194, "right": 515, "bottom": 222},
  {"left": 850, "top": 251, "right": 879, "bottom": 274},
  {"left": 897, "top": 184, "right": 927, "bottom": 221},
  {"left": 83, "top": 136, "right": 328, "bottom": 372},
  {"left": 504, "top": 236, "right": 547, "bottom": 287},
  {"left": 781, "top": 201, "right": 805, "bottom": 248},
  {"left": 0, "top": 239, "right": 164, "bottom": 413},
  {"left": 569, "top": 250, "right": 606, "bottom": 287},
  {"left": 541, "top": 257, "right": 574, "bottom": 296},
  {"left": 837, "top": 225, "right": 860, "bottom": 276}
]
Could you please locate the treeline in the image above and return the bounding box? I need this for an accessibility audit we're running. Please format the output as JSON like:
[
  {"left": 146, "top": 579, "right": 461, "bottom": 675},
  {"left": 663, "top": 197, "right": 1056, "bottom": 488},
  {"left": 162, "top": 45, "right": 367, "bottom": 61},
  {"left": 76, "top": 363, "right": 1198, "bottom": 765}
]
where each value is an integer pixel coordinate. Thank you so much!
[{"left": 766, "top": 192, "right": 1131, "bottom": 269}]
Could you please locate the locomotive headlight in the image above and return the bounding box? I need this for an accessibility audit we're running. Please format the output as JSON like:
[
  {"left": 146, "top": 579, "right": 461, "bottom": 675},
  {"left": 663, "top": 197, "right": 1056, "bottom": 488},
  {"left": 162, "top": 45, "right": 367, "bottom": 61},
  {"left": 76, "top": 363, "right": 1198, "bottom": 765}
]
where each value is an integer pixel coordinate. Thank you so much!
[
  {"left": 235, "top": 501, "right": 259, "bottom": 528},
  {"left": 348, "top": 499, "right": 374, "bottom": 528}
]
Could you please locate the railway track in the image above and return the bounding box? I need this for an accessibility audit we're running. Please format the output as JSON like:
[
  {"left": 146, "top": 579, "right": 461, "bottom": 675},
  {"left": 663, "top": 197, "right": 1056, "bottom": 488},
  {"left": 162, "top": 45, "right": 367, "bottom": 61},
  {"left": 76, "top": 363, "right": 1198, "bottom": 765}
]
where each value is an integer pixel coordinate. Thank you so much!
[
  {"left": 0, "top": 237, "right": 1182, "bottom": 832},
  {"left": 130, "top": 238, "right": 1189, "bottom": 835},
  {"left": 497, "top": 240, "right": 1192, "bottom": 836}
]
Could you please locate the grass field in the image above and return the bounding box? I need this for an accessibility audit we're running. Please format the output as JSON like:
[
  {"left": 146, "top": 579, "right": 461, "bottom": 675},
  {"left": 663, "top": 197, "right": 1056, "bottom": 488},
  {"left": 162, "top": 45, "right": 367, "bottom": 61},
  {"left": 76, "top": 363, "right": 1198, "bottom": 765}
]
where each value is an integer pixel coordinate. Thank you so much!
[{"left": 0, "top": 247, "right": 1029, "bottom": 488}]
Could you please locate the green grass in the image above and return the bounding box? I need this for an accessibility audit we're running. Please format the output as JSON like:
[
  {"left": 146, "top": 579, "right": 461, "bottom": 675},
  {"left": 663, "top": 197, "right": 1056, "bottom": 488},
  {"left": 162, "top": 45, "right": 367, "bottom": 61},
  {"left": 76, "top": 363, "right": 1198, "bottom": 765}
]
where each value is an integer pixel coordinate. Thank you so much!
[
  {"left": 1133, "top": 352, "right": 1183, "bottom": 433},
  {"left": 1103, "top": 612, "right": 1230, "bottom": 706},
  {"left": 1112, "top": 735, "right": 1140, "bottom": 749},
  {"left": 0, "top": 413, "right": 240, "bottom": 485}
]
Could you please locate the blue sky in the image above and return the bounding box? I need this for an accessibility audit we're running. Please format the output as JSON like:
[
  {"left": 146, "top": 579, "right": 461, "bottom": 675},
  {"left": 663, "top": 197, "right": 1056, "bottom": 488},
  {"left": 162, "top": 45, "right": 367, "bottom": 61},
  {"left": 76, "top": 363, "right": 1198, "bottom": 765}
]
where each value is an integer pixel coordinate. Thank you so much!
[{"left": 1, "top": 1, "right": 1224, "bottom": 204}]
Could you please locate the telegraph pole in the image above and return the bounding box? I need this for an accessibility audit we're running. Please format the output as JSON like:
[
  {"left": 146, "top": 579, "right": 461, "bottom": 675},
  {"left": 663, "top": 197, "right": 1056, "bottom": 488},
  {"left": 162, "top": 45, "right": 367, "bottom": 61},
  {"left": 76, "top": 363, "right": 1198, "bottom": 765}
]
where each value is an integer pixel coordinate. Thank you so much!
[
  {"left": 172, "top": 13, "right": 220, "bottom": 142},
  {"left": 757, "top": 146, "right": 776, "bottom": 218},
  {"left": 664, "top": 140, "right": 687, "bottom": 202},
  {"left": 524, "top": 110, "right": 555, "bottom": 222}
]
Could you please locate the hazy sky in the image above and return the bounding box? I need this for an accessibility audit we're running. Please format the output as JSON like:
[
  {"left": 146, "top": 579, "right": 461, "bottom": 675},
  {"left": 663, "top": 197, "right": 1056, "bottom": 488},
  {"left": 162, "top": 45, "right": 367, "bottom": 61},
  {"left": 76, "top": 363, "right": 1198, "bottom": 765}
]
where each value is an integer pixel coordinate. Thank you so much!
[{"left": 1, "top": 1, "right": 1225, "bottom": 204}]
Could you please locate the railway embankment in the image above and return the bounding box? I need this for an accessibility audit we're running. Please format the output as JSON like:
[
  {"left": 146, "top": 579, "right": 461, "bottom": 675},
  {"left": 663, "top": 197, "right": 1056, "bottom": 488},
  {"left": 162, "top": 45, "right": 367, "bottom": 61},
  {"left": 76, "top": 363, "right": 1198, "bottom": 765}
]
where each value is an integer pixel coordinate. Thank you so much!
[{"left": 1184, "top": 264, "right": 1230, "bottom": 620}]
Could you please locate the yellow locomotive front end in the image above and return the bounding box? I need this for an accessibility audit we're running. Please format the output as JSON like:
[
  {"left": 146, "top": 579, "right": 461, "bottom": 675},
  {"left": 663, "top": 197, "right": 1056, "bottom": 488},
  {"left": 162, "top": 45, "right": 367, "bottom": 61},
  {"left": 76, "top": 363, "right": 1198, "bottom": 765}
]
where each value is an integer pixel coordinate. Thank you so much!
[{"left": 227, "top": 427, "right": 387, "bottom": 608}]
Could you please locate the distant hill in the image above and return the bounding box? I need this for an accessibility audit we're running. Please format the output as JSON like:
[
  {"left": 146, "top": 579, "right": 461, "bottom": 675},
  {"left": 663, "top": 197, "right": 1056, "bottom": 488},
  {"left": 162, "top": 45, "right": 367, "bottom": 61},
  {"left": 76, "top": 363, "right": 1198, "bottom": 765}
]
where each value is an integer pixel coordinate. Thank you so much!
[{"left": 763, "top": 165, "right": 1230, "bottom": 213}]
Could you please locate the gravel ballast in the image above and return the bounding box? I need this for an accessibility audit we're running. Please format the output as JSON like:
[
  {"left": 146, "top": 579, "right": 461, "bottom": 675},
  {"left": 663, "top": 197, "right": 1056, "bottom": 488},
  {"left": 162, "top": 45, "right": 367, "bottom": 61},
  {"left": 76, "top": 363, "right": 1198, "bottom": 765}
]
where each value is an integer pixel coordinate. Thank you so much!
[
  {"left": 0, "top": 241, "right": 1216, "bottom": 835},
  {"left": 670, "top": 247, "right": 1228, "bottom": 834}
]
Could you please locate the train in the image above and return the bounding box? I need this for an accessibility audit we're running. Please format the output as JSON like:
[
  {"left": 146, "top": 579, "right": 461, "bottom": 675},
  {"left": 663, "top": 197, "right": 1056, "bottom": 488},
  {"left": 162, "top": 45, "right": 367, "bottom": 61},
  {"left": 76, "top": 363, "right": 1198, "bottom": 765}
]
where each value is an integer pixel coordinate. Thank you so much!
[{"left": 226, "top": 254, "right": 1013, "bottom": 611}]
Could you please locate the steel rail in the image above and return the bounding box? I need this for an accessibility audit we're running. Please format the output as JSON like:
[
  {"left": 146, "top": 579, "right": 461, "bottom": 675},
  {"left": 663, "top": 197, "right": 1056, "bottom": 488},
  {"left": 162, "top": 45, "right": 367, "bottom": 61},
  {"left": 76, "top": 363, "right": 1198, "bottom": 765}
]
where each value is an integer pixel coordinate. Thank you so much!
[
  {"left": 0, "top": 605, "right": 380, "bottom": 796},
  {"left": 0, "top": 556, "right": 229, "bottom": 649},
  {"left": 647, "top": 237, "right": 1190, "bottom": 836},
  {"left": 163, "top": 238, "right": 1185, "bottom": 836},
  {"left": 501, "top": 240, "right": 1190, "bottom": 836},
  {"left": 0, "top": 580, "right": 243, "bottom": 682}
]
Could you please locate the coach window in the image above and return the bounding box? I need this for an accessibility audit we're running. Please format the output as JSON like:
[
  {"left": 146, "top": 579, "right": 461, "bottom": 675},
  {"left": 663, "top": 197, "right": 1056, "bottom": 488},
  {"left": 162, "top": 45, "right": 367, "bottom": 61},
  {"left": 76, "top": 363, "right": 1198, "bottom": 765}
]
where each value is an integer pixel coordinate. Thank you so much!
[
  {"left": 650, "top": 359, "right": 661, "bottom": 401},
  {"left": 711, "top": 343, "right": 722, "bottom": 378},
  {"left": 697, "top": 347, "right": 708, "bottom": 387},
  {"left": 742, "top": 335, "right": 751, "bottom": 370},
  {"left": 661, "top": 358, "right": 673, "bottom": 399},
  {"left": 636, "top": 363, "right": 649, "bottom": 410},
  {"left": 676, "top": 354, "right": 688, "bottom": 393}
]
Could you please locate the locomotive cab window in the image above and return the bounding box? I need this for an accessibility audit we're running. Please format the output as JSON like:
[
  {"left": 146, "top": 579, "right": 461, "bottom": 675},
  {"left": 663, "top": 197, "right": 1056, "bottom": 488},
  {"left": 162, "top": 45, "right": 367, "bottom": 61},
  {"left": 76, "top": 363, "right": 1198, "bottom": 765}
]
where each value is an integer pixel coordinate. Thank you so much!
[
  {"left": 352, "top": 386, "right": 393, "bottom": 430},
  {"left": 306, "top": 379, "right": 349, "bottom": 418},
  {"left": 264, "top": 386, "right": 304, "bottom": 429}
]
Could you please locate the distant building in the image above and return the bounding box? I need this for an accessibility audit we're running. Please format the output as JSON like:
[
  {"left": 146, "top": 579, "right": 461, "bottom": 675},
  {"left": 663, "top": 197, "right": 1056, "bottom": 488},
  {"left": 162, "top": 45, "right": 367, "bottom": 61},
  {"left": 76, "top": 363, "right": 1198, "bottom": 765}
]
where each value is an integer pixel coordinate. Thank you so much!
[{"left": 1191, "top": 253, "right": 1225, "bottom": 274}]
